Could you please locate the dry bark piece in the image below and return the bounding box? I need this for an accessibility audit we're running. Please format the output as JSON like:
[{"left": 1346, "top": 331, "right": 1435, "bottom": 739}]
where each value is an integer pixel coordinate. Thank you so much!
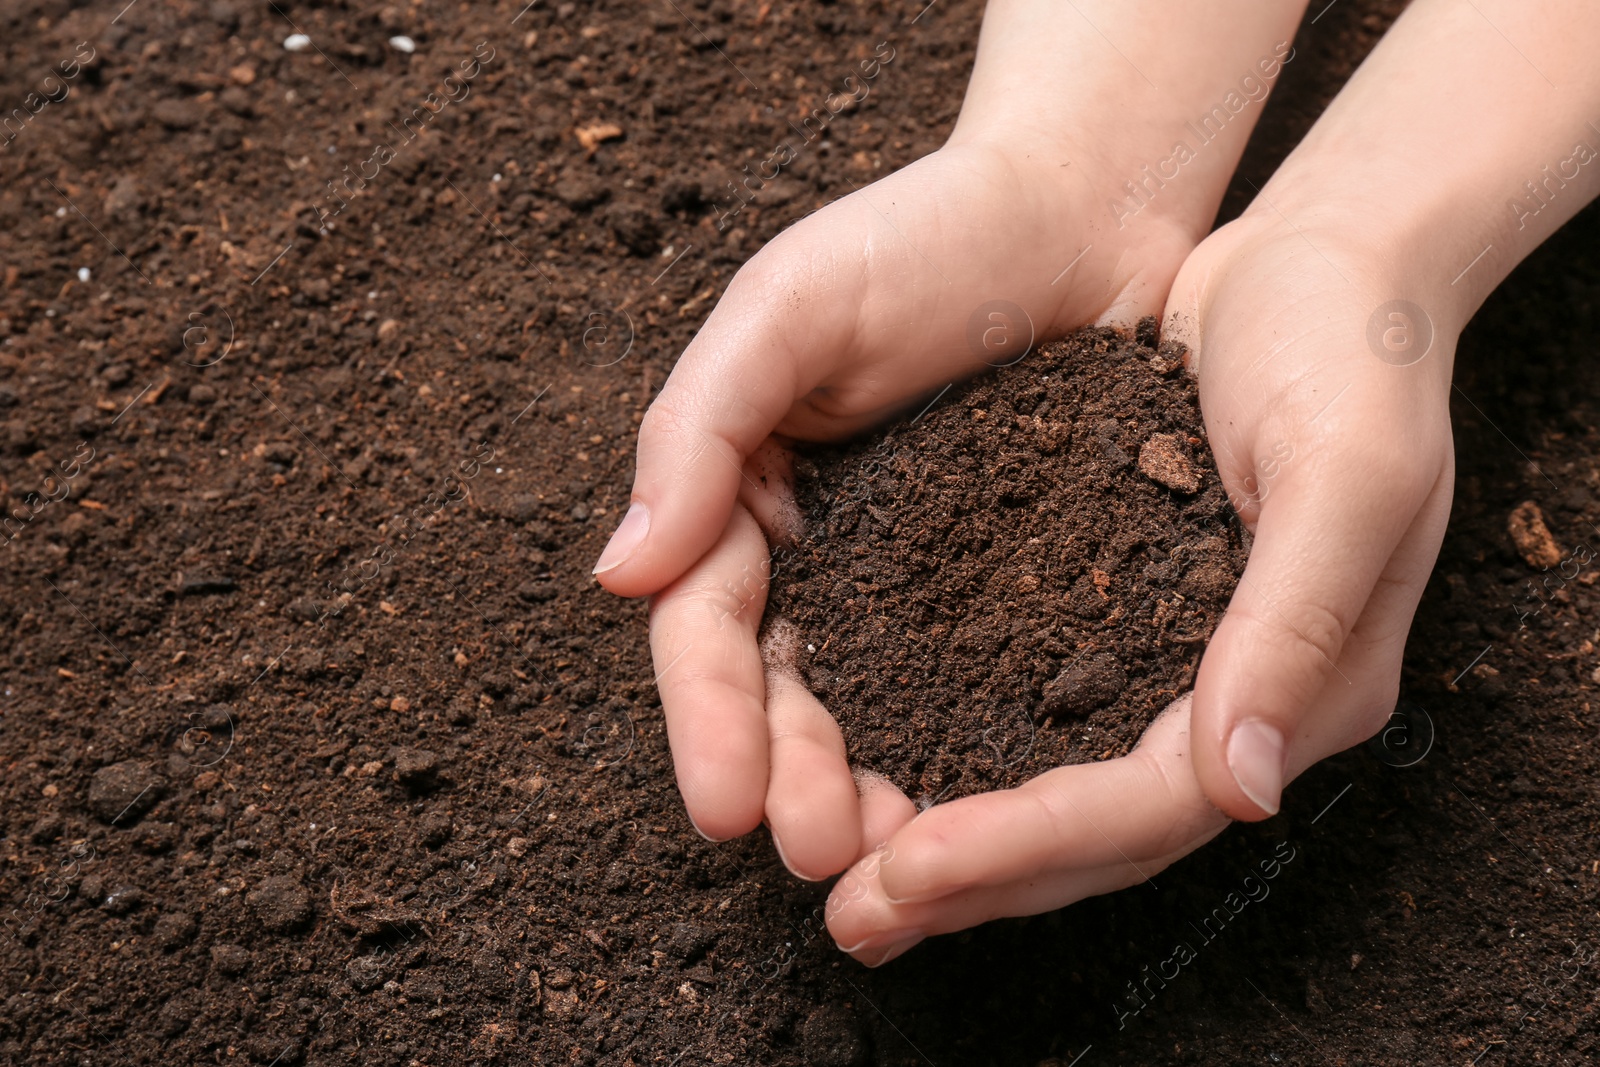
[
  {"left": 1138, "top": 433, "right": 1201, "bottom": 494},
  {"left": 575, "top": 122, "right": 624, "bottom": 154},
  {"left": 1508, "top": 500, "right": 1562, "bottom": 568}
]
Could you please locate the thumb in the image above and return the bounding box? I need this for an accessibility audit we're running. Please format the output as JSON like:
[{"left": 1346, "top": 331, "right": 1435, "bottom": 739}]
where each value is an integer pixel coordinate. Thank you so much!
[{"left": 1190, "top": 412, "right": 1443, "bottom": 821}]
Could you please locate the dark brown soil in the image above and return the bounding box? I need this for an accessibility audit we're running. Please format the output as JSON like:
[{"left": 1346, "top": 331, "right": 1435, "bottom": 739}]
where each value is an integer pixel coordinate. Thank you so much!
[
  {"left": 767, "top": 327, "right": 1245, "bottom": 805},
  {"left": 3, "top": 0, "right": 1600, "bottom": 1065}
]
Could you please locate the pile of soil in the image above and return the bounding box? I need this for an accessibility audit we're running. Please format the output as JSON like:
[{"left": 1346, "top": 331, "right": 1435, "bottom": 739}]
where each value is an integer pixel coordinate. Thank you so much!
[
  {"left": 3, "top": 0, "right": 1599, "bottom": 1064},
  {"left": 767, "top": 325, "right": 1246, "bottom": 803}
]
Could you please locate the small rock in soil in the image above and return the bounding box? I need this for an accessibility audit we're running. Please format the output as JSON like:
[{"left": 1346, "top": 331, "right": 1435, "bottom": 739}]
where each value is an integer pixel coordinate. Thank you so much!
[
  {"left": 246, "top": 875, "right": 313, "bottom": 933},
  {"left": 1507, "top": 500, "right": 1562, "bottom": 568},
  {"left": 1138, "top": 433, "right": 1201, "bottom": 494},
  {"left": 87, "top": 760, "right": 165, "bottom": 823},
  {"left": 101, "top": 885, "right": 146, "bottom": 914}
]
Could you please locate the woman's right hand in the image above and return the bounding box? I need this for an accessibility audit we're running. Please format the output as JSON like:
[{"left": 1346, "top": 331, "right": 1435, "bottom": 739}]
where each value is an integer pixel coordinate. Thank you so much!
[{"left": 594, "top": 0, "right": 1312, "bottom": 877}]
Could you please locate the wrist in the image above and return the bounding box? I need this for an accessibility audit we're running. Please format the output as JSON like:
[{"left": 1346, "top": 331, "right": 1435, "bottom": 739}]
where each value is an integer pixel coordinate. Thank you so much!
[
  {"left": 947, "top": 0, "right": 1308, "bottom": 243},
  {"left": 1242, "top": 0, "right": 1600, "bottom": 332},
  {"left": 1201, "top": 203, "right": 1468, "bottom": 391}
]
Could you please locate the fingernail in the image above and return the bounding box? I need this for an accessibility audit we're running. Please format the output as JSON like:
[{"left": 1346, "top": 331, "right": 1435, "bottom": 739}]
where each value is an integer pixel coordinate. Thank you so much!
[
  {"left": 687, "top": 812, "right": 731, "bottom": 844},
  {"left": 838, "top": 929, "right": 926, "bottom": 968},
  {"left": 1226, "top": 718, "right": 1286, "bottom": 816},
  {"left": 592, "top": 503, "right": 649, "bottom": 575},
  {"left": 771, "top": 832, "right": 823, "bottom": 882}
]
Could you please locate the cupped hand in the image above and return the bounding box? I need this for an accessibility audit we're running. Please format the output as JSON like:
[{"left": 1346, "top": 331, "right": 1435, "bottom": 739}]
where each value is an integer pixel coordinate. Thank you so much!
[
  {"left": 602, "top": 137, "right": 1201, "bottom": 874},
  {"left": 824, "top": 208, "right": 1459, "bottom": 964}
]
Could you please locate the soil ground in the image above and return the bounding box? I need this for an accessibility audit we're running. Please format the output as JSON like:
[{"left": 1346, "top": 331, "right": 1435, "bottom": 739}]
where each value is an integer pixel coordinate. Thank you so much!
[
  {"left": 2, "top": 1, "right": 1599, "bottom": 1065},
  {"left": 768, "top": 326, "right": 1247, "bottom": 805}
]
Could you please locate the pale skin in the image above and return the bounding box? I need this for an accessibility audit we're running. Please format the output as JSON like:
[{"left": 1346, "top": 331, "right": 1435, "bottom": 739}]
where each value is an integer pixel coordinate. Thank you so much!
[{"left": 595, "top": 0, "right": 1600, "bottom": 966}]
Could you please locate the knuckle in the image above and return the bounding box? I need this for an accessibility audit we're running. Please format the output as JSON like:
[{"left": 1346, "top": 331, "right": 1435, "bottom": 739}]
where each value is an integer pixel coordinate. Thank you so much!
[
  {"left": 1137, "top": 750, "right": 1225, "bottom": 855},
  {"left": 1273, "top": 598, "right": 1351, "bottom": 674},
  {"left": 637, "top": 396, "right": 687, "bottom": 445}
]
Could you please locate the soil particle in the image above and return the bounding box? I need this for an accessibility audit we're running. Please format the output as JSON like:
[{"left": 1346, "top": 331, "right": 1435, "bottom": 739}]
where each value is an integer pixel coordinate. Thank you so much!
[
  {"left": 177, "top": 574, "right": 237, "bottom": 596},
  {"left": 100, "top": 885, "right": 146, "bottom": 914},
  {"left": 246, "top": 875, "right": 314, "bottom": 933},
  {"left": 345, "top": 953, "right": 388, "bottom": 998},
  {"left": 392, "top": 746, "right": 441, "bottom": 789},
  {"left": 418, "top": 810, "right": 453, "bottom": 847},
  {"left": 1042, "top": 652, "right": 1129, "bottom": 718},
  {"left": 153, "top": 910, "right": 199, "bottom": 949},
  {"left": 210, "top": 943, "right": 252, "bottom": 977},
  {"left": 665, "top": 921, "right": 716, "bottom": 963},
  {"left": 86, "top": 760, "right": 165, "bottom": 823},
  {"left": 1507, "top": 499, "right": 1562, "bottom": 567},
  {"left": 1138, "top": 432, "right": 1202, "bottom": 493}
]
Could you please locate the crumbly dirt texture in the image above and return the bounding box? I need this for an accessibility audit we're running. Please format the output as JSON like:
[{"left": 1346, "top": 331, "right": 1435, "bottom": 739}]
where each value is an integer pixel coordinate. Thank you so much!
[
  {"left": 4, "top": 0, "right": 1600, "bottom": 1065},
  {"left": 767, "top": 326, "right": 1245, "bottom": 804}
]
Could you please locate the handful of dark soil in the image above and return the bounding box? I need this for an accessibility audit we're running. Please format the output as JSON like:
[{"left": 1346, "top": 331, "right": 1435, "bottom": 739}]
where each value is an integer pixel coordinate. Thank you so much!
[{"left": 763, "top": 323, "right": 1247, "bottom": 805}]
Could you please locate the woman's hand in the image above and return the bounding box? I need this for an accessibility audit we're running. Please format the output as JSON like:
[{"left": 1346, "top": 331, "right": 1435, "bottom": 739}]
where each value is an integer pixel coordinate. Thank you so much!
[
  {"left": 822, "top": 205, "right": 1459, "bottom": 962},
  {"left": 599, "top": 0, "right": 1313, "bottom": 876},
  {"left": 634, "top": 137, "right": 1197, "bottom": 877},
  {"left": 824, "top": 0, "right": 1600, "bottom": 961}
]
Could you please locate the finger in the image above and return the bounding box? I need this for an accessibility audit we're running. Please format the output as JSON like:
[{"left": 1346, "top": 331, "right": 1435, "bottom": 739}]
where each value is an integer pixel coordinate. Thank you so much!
[
  {"left": 1191, "top": 393, "right": 1450, "bottom": 820},
  {"left": 592, "top": 244, "right": 863, "bottom": 598},
  {"left": 1276, "top": 456, "right": 1456, "bottom": 777},
  {"left": 875, "top": 697, "right": 1229, "bottom": 906},
  {"left": 828, "top": 835, "right": 1205, "bottom": 968},
  {"left": 648, "top": 503, "right": 772, "bottom": 841},
  {"left": 855, "top": 771, "right": 917, "bottom": 856},
  {"left": 762, "top": 622, "right": 862, "bottom": 880},
  {"left": 737, "top": 437, "right": 804, "bottom": 547}
]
